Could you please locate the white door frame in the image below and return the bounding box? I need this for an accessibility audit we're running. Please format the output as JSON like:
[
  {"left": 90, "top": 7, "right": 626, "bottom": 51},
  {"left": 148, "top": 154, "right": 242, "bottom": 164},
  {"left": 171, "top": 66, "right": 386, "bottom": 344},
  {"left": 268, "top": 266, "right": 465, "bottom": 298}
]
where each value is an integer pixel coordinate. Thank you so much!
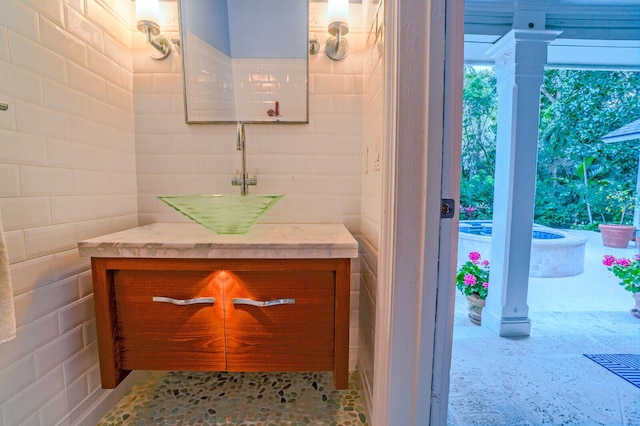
[{"left": 372, "top": 0, "right": 463, "bottom": 424}]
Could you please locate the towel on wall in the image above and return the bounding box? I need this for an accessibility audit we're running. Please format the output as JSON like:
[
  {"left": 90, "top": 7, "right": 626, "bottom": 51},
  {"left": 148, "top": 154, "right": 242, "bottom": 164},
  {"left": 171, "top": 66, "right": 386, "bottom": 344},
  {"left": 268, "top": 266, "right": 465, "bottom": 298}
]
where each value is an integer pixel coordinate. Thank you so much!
[{"left": 0, "top": 207, "right": 16, "bottom": 344}]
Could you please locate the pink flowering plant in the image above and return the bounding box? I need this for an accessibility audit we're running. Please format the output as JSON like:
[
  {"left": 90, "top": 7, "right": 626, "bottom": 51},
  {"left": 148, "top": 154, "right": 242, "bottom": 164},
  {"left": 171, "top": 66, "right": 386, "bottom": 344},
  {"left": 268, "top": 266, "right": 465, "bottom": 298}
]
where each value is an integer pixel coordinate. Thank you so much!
[
  {"left": 602, "top": 254, "right": 640, "bottom": 293},
  {"left": 456, "top": 251, "right": 490, "bottom": 300}
]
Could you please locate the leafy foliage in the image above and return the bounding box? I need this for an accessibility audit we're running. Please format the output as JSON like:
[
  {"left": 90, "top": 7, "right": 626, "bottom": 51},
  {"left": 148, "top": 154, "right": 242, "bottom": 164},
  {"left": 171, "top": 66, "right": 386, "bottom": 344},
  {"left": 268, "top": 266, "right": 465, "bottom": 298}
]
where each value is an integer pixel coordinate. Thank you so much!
[
  {"left": 461, "top": 66, "right": 497, "bottom": 180},
  {"left": 602, "top": 254, "right": 640, "bottom": 293},
  {"left": 456, "top": 252, "right": 490, "bottom": 300},
  {"left": 460, "top": 67, "right": 640, "bottom": 227},
  {"left": 459, "top": 169, "right": 494, "bottom": 219},
  {"left": 459, "top": 66, "right": 497, "bottom": 220}
]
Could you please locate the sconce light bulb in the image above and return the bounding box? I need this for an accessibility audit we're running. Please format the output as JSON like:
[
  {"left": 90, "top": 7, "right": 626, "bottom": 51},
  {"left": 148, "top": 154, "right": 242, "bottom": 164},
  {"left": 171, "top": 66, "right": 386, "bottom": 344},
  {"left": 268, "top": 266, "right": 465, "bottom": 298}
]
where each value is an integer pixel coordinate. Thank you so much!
[
  {"left": 328, "top": 0, "right": 349, "bottom": 25},
  {"left": 135, "top": 0, "right": 161, "bottom": 25}
]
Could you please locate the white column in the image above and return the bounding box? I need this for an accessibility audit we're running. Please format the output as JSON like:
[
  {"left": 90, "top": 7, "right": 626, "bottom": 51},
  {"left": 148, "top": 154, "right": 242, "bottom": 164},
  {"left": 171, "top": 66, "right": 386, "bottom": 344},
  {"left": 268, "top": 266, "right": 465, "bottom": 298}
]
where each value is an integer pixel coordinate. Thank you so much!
[
  {"left": 634, "top": 151, "right": 640, "bottom": 230},
  {"left": 482, "top": 29, "right": 560, "bottom": 337}
]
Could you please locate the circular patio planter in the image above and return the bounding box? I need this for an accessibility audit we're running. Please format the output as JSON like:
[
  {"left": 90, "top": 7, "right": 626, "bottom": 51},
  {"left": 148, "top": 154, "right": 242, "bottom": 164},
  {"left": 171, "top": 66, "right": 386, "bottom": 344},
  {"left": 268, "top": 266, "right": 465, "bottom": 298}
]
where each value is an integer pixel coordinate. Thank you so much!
[
  {"left": 598, "top": 224, "right": 635, "bottom": 248},
  {"left": 458, "top": 221, "right": 587, "bottom": 277}
]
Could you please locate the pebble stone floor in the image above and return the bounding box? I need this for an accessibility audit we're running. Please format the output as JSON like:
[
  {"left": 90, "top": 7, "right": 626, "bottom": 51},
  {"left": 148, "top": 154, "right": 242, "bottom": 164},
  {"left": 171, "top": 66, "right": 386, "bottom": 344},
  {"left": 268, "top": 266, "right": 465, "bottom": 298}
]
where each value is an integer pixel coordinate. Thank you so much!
[{"left": 98, "top": 371, "right": 367, "bottom": 425}]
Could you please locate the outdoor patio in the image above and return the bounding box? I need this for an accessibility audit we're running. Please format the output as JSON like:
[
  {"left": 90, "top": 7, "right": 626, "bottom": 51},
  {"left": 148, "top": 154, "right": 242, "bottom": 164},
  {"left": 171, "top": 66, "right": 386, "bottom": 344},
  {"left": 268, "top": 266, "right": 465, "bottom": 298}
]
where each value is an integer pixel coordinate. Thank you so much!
[{"left": 448, "top": 229, "right": 640, "bottom": 426}]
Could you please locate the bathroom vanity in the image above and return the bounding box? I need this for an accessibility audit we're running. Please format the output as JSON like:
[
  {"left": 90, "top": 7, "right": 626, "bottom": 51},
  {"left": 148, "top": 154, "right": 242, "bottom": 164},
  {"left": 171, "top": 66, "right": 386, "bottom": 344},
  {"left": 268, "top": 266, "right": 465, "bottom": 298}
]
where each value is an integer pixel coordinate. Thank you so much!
[{"left": 78, "top": 223, "right": 358, "bottom": 390}]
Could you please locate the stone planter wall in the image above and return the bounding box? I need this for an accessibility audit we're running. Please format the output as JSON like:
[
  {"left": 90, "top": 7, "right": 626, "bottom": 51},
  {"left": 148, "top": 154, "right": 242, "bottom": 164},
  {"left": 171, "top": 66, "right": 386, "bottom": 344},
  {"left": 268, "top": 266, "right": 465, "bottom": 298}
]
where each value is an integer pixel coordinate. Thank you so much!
[{"left": 458, "top": 222, "right": 587, "bottom": 278}]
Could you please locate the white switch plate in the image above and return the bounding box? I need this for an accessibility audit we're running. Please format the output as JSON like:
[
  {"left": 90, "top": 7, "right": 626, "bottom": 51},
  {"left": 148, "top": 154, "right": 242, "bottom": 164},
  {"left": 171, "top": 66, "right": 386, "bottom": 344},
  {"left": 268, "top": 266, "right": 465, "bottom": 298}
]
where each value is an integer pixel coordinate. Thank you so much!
[{"left": 372, "top": 138, "right": 381, "bottom": 171}]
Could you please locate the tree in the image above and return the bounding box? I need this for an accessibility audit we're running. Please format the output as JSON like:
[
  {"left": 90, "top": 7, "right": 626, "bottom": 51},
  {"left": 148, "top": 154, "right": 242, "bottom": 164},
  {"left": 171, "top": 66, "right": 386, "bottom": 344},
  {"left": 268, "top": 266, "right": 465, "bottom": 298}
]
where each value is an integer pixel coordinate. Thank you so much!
[
  {"left": 538, "top": 70, "right": 640, "bottom": 226},
  {"left": 459, "top": 66, "right": 497, "bottom": 219},
  {"left": 460, "top": 67, "right": 640, "bottom": 227}
]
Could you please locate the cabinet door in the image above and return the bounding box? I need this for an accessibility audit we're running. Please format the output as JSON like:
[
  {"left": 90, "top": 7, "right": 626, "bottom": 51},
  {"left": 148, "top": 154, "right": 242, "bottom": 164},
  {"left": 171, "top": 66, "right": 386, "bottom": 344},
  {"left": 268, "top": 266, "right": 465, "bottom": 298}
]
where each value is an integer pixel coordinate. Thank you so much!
[
  {"left": 114, "top": 270, "right": 226, "bottom": 371},
  {"left": 224, "top": 270, "right": 335, "bottom": 371}
]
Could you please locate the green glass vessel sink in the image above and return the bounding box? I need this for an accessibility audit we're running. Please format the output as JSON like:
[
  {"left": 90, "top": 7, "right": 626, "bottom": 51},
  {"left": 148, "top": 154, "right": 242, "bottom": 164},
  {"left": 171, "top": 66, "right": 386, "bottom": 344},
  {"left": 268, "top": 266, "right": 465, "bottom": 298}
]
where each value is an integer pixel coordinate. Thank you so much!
[{"left": 157, "top": 194, "right": 283, "bottom": 234}]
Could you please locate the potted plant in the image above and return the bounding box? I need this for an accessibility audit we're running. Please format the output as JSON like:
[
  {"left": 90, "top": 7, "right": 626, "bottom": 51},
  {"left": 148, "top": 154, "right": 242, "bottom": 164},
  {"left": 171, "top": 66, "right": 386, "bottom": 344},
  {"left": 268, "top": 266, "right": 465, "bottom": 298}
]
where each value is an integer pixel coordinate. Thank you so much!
[
  {"left": 456, "top": 251, "right": 490, "bottom": 325},
  {"left": 598, "top": 185, "right": 636, "bottom": 248},
  {"left": 458, "top": 203, "right": 489, "bottom": 221},
  {"left": 602, "top": 254, "right": 640, "bottom": 319}
]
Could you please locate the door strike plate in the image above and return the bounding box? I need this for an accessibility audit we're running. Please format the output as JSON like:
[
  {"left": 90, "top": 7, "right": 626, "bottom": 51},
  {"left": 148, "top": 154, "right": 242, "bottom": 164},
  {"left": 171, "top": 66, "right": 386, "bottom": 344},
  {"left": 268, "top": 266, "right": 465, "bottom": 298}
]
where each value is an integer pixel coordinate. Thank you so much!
[{"left": 441, "top": 199, "right": 455, "bottom": 218}]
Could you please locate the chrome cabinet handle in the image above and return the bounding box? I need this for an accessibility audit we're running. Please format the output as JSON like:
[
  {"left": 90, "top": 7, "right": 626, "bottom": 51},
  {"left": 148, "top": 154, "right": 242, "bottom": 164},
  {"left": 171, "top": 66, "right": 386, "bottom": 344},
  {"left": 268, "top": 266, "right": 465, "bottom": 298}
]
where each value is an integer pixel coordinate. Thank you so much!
[
  {"left": 152, "top": 296, "right": 215, "bottom": 305},
  {"left": 232, "top": 298, "right": 296, "bottom": 307}
]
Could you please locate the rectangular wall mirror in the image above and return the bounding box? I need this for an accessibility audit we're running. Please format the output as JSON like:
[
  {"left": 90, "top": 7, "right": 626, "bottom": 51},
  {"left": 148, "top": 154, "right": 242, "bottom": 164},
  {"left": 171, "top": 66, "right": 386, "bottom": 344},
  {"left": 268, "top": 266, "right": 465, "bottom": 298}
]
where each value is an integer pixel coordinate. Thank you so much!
[{"left": 177, "top": 0, "right": 309, "bottom": 124}]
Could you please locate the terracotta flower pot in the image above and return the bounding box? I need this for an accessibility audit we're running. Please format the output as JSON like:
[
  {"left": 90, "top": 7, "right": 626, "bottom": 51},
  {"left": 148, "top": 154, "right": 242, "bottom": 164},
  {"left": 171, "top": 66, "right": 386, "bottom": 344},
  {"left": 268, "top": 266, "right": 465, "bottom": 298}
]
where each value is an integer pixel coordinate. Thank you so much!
[
  {"left": 632, "top": 293, "right": 640, "bottom": 320},
  {"left": 466, "top": 294, "right": 485, "bottom": 325},
  {"left": 598, "top": 224, "right": 636, "bottom": 248}
]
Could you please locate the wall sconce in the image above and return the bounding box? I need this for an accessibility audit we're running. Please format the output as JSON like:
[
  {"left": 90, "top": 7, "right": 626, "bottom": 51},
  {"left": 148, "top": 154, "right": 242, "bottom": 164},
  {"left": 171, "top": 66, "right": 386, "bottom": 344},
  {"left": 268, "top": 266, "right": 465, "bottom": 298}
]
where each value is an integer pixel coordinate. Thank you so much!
[
  {"left": 325, "top": 0, "right": 349, "bottom": 61},
  {"left": 136, "top": 0, "right": 171, "bottom": 60},
  {"left": 309, "top": 37, "right": 320, "bottom": 55}
]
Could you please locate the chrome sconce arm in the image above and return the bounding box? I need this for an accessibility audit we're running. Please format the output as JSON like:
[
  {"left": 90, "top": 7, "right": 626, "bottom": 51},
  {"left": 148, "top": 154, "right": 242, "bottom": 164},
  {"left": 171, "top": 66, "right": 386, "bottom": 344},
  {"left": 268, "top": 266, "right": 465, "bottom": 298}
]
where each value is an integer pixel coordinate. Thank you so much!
[
  {"left": 137, "top": 19, "right": 171, "bottom": 60},
  {"left": 135, "top": 0, "right": 171, "bottom": 60},
  {"left": 325, "top": 21, "right": 349, "bottom": 61}
]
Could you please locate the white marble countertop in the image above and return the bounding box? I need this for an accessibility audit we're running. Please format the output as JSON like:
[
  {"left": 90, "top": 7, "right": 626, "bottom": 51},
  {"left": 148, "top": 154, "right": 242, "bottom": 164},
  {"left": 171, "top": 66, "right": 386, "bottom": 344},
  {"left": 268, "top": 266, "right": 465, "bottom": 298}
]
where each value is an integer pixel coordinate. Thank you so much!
[{"left": 78, "top": 223, "right": 358, "bottom": 259}]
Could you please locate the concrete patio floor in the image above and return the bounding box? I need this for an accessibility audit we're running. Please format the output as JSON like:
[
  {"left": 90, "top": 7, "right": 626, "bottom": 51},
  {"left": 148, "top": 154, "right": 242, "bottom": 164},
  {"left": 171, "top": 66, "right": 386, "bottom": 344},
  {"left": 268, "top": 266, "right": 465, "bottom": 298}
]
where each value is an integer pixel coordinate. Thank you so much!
[{"left": 448, "top": 230, "right": 640, "bottom": 426}]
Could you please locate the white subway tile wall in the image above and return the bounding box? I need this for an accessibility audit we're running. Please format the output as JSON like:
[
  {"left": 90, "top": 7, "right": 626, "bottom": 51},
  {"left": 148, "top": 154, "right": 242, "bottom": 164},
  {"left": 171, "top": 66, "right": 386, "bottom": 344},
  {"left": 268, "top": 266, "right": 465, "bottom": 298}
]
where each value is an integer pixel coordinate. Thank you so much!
[
  {"left": 182, "top": 33, "right": 235, "bottom": 122},
  {"left": 0, "top": 0, "right": 381, "bottom": 423},
  {"left": 232, "top": 58, "right": 307, "bottom": 122},
  {"left": 0, "top": 0, "right": 138, "bottom": 425},
  {"left": 357, "top": 0, "right": 385, "bottom": 414},
  {"left": 39, "top": 15, "right": 89, "bottom": 66}
]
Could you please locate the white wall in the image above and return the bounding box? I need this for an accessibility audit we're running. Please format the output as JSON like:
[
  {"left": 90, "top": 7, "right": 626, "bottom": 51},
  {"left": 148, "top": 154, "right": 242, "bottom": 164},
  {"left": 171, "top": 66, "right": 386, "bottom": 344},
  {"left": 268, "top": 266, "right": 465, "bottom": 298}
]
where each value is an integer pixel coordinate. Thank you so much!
[
  {"left": 0, "top": 0, "right": 141, "bottom": 424},
  {"left": 0, "top": 0, "right": 372, "bottom": 423},
  {"left": 358, "top": 0, "right": 384, "bottom": 414},
  {"left": 231, "top": 58, "right": 307, "bottom": 122},
  {"left": 182, "top": 32, "right": 235, "bottom": 122},
  {"left": 133, "top": 1, "right": 365, "bottom": 369}
]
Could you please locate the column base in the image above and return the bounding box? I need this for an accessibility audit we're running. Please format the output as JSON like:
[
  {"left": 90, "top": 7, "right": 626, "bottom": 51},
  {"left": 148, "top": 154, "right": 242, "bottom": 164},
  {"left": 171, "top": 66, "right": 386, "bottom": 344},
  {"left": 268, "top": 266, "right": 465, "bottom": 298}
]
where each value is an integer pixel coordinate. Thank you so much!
[{"left": 482, "top": 310, "right": 531, "bottom": 337}]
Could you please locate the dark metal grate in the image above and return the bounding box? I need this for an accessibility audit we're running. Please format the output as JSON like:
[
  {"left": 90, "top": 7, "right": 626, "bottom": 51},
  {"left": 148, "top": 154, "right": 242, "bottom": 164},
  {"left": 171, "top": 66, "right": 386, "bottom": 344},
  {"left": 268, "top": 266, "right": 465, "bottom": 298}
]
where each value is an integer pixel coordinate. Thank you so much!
[{"left": 584, "top": 354, "right": 640, "bottom": 389}]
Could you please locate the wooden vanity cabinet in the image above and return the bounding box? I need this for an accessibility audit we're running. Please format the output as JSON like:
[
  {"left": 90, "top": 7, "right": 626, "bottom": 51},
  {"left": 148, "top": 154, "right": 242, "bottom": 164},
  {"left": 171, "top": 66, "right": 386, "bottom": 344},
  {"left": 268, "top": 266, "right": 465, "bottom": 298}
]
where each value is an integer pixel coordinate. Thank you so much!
[
  {"left": 224, "top": 270, "right": 335, "bottom": 372},
  {"left": 90, "top": 257, "right": 351, "bottom": 390},
  {"left": 113, "top": 269, "right": 226, "bottom": 371}
]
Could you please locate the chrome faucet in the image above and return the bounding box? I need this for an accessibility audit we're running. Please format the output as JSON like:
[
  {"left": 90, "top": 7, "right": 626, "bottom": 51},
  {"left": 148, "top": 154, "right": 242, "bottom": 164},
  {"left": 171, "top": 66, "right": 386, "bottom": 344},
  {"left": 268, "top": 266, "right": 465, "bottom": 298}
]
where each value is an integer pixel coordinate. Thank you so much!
[{"left": 231, "top": 121, "right": 257, "bottom": 195}]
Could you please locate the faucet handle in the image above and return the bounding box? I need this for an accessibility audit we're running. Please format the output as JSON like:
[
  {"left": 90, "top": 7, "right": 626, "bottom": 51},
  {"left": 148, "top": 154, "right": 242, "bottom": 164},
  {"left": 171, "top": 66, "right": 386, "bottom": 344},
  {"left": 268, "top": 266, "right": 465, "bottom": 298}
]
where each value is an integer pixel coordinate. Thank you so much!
[
  {"left": 247, "top": 168, "right": 258, "bottom": 186},
  {"left": 231, "top": 169, "right": 242, "bottom": 186}
]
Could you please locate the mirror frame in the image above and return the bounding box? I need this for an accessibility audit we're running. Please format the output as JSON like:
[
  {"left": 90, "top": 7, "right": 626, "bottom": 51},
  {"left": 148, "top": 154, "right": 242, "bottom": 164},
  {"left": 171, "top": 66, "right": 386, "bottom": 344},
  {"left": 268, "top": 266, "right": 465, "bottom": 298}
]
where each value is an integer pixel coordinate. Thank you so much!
[{"left": 177, "top": 0, "right": 309, "bottom": 124}]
